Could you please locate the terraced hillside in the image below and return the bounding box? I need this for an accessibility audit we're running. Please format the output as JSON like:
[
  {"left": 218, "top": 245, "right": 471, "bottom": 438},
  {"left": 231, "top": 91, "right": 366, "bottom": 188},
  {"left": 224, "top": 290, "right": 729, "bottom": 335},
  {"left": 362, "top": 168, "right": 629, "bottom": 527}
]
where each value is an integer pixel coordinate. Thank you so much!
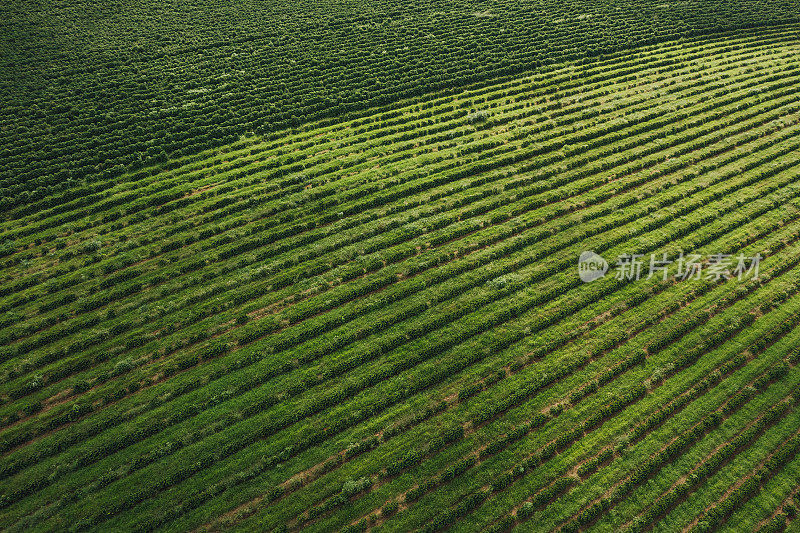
[{"left": 4, "top": 24, "right": 800, "bottom": 532}]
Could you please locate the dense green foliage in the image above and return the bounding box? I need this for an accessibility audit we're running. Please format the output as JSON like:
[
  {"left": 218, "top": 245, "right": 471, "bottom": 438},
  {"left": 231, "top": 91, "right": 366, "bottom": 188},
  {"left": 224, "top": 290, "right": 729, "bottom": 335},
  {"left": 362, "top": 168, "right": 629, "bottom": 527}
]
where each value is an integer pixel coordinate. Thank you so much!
[
  {"left": 2, "top": 0, "right": 800, "bottom": 217},
  {"left": 4, "top": 17, "right": 800, "bottom": 533}
]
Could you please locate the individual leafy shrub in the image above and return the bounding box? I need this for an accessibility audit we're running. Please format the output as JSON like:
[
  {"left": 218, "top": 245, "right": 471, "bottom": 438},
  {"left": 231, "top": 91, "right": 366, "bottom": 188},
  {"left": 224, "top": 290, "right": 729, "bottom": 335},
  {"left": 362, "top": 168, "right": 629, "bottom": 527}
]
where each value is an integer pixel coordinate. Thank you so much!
[
  {"left": 570, "top": 380, "right": 599, "bottom": 404},
  {"left": 341, "top": 520, "right": 367, "bottom": 533},
  {"left": 203, "top": 341, "right": 230, "bottom": 359},
  {"left": 428, "top": 426, "right": 464, "bottom": 453},
  {"left": 384, "top": 449, "right": 424, "bottom": 477},
  {"left": 486, "top": 515, "right": 515, "bottom": 533},
  {"left": 758, "top": 514, "right": 788, "bottom": 533},
  {"left": 382, "top": 500, "right": 398, "bottom": 517},
  {"left": 342, "top": 477, "right": 371, "bottom": 497},
  {"left": 344, "top": 436, "right": 380, "bottom": 460},
  {"left": 440, "top": 456, "right": 476, "bottom": 483},
  {"left": 458, "top": 381, "right": 484, "bottom": 401},
  {"left": 577, "top": 448, "right": 614, "bottom": 477},
  {"left": 406, "top": 480, "right": 436, "bottom": 502},
  {"left": 527, "top": 477, "right": 575, "bottom": 511}
]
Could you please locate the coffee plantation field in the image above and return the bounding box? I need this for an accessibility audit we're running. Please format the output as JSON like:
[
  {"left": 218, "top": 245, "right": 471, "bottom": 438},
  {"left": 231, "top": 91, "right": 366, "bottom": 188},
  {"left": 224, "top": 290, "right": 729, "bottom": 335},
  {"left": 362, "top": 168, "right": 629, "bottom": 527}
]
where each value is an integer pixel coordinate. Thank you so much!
[
  {"left": 4, "top": 7, "right": 800, "bottom": 533},
  {"left": 2, "top": 0, "right": 800, "bottom": 216}
]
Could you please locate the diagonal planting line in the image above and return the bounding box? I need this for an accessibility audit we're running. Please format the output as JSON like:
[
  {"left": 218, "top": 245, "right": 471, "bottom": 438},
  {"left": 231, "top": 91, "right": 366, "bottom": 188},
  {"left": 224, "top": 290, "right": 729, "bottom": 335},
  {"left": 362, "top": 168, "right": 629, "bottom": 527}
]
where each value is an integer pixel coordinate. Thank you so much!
[
  {"left": 28, "top": 140, "right": 800, "bottom": 528},
  {"left": 6, "top": 68, "right": 800, "bottom": 488},
  {"left": 205, "top": 212, "right": 800, "bottom": 532},
  {"left": 405, "top": 276, "right": 800, "bottom": 533}
]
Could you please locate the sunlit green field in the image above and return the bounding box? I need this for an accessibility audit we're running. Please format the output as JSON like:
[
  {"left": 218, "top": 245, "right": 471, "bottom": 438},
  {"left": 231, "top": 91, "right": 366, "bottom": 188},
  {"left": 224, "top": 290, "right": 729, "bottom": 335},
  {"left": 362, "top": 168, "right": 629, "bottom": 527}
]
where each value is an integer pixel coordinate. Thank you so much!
[{"left": 2, "top": 10, "right": 800, "bottom": 533}]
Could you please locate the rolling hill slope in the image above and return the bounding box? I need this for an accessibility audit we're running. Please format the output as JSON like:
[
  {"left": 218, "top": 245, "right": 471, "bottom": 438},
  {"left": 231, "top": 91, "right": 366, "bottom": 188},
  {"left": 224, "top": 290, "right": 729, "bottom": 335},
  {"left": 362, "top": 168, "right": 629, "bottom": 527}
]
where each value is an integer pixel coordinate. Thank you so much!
[
  {"left": 2, "top": 0, "right": 799, "bottom": 214},
  {"left": 3, "top": 24, "right": 800, "bottom": 532}
]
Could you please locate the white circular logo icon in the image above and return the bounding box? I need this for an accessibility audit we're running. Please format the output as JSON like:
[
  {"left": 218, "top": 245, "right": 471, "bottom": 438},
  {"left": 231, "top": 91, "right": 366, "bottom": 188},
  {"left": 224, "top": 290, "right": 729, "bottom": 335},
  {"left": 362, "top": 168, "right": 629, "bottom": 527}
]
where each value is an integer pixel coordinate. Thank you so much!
[{"left": 578, "top": 251, "right": 608, "bottom": 283}]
